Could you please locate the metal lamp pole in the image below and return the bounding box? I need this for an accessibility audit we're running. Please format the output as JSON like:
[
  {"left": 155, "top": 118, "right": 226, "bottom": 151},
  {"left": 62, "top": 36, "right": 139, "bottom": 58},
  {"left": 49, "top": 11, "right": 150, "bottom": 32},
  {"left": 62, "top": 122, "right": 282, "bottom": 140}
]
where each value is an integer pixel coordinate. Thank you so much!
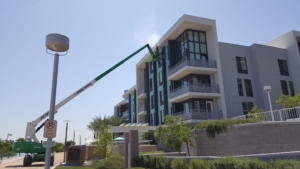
[
  {"left": 264, "top": 86, "right": 274, "bottom": 121},
  {"left": 44, "top": 34, "right": 69, "bottom": 169},
  {"left": 73, "top": 130, "right": 76, "bottom": 145},
  {"left": 63, "top": 120, "right": 71, "bottom": 163}
]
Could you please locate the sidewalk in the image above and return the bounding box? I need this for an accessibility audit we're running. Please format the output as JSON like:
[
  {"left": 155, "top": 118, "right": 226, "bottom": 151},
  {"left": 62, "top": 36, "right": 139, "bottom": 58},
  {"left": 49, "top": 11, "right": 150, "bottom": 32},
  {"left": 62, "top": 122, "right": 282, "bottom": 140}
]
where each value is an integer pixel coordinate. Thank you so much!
[{"left": 0, "top": 152, "right": 64, "bottom": 169}]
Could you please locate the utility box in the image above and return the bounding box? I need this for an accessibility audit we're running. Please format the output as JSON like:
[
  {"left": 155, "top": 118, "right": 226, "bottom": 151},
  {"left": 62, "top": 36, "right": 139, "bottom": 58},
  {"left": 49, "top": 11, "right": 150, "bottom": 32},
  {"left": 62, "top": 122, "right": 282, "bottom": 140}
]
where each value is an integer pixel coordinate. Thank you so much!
[{"left": 66, "top": 145, "right": 86, "bottom": 164}]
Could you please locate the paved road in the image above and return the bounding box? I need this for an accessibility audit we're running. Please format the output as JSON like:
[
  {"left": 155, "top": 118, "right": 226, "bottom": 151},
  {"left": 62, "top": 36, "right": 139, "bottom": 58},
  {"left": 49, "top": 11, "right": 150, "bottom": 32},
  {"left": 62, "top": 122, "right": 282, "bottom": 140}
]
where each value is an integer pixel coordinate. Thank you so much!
[{"left": 0, "top": 152, "right": 64, "bottom": 169}]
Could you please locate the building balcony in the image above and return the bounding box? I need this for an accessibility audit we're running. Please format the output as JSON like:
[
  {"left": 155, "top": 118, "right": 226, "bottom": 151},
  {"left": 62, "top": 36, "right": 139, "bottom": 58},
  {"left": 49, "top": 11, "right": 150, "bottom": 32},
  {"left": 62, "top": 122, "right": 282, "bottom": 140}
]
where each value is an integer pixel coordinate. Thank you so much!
[
  {"left": 137, "top": 87, "right": 146, "bottom": 99},
  {"left": 122, "top": 110, "right": 129, "bottom": 117},
  {"left": 168, "top": 58, "right": 218, "bottom": 80},
  {"left": 173, "top": 109, "right": 223, "bottom": 122},
  {"left": 169, "top": 84, "right": 221, "bottom": 103},
  {"left": 138, "top": 104, "right": 147, "bottom": 115}
]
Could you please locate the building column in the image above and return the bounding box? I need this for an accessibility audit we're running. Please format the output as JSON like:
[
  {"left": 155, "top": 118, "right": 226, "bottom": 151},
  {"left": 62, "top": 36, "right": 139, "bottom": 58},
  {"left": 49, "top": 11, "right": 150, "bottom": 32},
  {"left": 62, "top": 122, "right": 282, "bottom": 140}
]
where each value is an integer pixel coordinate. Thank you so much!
[
  {"left": 129, "top": 130, "right": 139, "bottom": 168},
  {"left": 124, "top": 132, "right": 129, "bottom": 169}
]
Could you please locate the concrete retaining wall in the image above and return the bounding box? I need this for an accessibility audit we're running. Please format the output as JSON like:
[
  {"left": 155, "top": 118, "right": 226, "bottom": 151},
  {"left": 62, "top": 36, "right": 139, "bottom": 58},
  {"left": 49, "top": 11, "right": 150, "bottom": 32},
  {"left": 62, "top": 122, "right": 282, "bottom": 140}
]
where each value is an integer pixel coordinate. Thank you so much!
[{"left": 181, "top": 121, "right": 300, "bottom": 156}]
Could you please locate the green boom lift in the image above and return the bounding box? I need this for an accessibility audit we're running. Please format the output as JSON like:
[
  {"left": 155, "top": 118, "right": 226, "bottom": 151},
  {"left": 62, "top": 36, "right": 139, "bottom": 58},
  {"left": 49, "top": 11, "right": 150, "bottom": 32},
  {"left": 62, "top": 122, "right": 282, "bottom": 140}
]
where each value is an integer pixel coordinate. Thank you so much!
[{"left": 12, "top": 44, "right": 166, "bottom": 166}]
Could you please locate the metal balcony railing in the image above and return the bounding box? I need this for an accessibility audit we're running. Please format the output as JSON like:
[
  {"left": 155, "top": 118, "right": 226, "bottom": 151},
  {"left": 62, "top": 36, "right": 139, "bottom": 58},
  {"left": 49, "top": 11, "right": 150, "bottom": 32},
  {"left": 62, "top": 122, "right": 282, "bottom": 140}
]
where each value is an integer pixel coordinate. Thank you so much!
[
  {"left": 138, "top": 104, "right": 146, "bottom": 112},
  {"left": 122, "top": 110, "right": 129, "bottom": 116},
  {"left": 168, "top": 58, "right": 217, "bottom": 77},
  {"left": 172, "top": 109, "right": 223, "bottom": 120},
  {"left": 138, "top": 87, "right": 145, "bottom": 96},
  {"left": 169, "top": 84, "right": 220, "bottom": 99}
]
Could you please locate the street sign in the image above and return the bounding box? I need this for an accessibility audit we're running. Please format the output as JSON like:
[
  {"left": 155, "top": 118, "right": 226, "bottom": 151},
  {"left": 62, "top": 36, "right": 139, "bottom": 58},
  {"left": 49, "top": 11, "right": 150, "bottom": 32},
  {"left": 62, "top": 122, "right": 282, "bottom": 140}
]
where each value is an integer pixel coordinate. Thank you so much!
[
  {"left": 43, "top": 120, "right": 57, "bottom": 138},
  {"left": 42, "top": 141, "right": 56, "bottom": 148}
]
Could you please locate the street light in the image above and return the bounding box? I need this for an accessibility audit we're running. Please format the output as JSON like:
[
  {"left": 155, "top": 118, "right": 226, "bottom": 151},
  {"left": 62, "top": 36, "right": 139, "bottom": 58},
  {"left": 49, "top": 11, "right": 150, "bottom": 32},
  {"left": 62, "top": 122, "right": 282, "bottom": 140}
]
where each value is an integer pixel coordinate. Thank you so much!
[
  {"left": 264, "top": 85, "right": 274, "bottom": 121},
  {"left": 44, "top": 33, "right": 69, "bottom": 169},
  {"left": 63, "top": 120, "right": 71, "bottom": 163},
  {"left": 79, "top": 135, "right": 81, "bottom": 145},
  {"left": 6, "top": 133, "right": 12, "bottom": 140},
  {"left": 73, "top": 130, "right": 76, "bottom": 145}
]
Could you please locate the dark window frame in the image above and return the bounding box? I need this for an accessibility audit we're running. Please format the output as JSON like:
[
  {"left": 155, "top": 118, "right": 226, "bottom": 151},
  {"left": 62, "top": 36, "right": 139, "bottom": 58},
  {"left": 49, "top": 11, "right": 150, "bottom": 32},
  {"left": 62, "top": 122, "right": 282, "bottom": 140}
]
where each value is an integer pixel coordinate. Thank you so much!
[
  {"left": 289, "top": 81, "right": 295, "bottom": 96},
  {"left": 236, "top": 56, "right": 248, "bottom": 74},
  {"left": 237, "top": 78, "right": 244, "bottom": 96},
  {"left": 278, "top": 59, "right": 289, "bottom": 76},
  {"left": 242, "top": 102, "right": 253, "bottom": 115},
  {"left": 281, "top": 80, "right": 289, "bottom": 95},
  {"left": 244, "top": 79, "right": 253, "bottom": 97}
]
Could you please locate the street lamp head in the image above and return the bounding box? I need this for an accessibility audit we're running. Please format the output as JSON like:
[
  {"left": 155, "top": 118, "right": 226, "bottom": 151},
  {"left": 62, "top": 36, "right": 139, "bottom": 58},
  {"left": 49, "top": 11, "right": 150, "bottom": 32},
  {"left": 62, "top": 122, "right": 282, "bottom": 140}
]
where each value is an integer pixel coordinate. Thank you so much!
[
  {"left": 64, "top": 120, "right": 71, "bottom": 123},
  {"left": 264, "top": 85, "right": 272, "bottom": 92},
  {"left": 46, "top": 33, "right": 69, "bottom": 53}
]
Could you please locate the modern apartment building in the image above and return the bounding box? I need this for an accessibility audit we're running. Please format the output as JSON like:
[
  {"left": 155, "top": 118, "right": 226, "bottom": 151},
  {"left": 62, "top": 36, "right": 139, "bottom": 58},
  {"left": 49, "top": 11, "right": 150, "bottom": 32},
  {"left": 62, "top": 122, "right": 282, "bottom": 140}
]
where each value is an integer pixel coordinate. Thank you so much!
[{"left": 114, "top": 14, "right": 300, "bottom": 126}]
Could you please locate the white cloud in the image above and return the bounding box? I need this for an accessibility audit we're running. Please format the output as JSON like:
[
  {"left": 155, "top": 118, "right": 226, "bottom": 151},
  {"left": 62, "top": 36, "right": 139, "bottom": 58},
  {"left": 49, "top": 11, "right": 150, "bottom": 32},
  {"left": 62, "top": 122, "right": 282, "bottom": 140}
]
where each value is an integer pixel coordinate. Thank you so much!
[{"left": 133, "top": 13, "right": 160, "bottom": 47}]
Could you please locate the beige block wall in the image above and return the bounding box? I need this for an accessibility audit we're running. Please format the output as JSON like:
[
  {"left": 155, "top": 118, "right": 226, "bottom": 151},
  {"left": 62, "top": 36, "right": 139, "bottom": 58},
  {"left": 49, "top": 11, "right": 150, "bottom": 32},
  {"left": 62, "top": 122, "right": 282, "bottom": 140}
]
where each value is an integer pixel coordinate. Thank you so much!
[{"left": 181, "top": 122, "right": 300, "bottom": 156}]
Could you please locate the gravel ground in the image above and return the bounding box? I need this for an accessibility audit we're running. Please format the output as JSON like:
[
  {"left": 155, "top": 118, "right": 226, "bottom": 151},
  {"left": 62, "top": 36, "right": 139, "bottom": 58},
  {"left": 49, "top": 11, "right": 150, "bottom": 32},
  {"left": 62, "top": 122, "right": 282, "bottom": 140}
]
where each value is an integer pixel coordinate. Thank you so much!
[{"left": 0, "top": 152, "right": 64, "bottom": 169}]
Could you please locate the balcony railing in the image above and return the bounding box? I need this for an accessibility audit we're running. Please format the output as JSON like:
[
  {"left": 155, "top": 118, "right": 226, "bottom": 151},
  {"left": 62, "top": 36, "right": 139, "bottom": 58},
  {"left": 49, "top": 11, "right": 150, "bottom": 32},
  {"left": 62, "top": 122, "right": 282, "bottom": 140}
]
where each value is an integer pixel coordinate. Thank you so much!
[
  {"left": 122, "top": 110, "right": 129, "bottom": 116},
  {"left": 172, "top": 109, "right": 222, "bottom": 121},
  {"left": 168, "top": 58, "right": 217, "bottom": 77},
  {"left": 138, "top": 104, "right": 146, "bottom": 112},
  {"left": 138, "top": 87, "right": 145, "bottom": 96},
  {"left": 170, "top": 84, "right": 220, "bottom": 99}
]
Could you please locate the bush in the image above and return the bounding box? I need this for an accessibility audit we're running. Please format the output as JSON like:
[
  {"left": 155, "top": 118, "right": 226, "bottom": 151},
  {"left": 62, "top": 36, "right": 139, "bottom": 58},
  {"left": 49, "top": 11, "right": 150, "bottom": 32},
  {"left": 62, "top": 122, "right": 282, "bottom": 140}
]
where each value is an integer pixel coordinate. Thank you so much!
[
  {"left": 189, "top": 159, "right": 209, "bottom": 169},
  {"left": 196, "top": 118, "right": 264, "bottom": 138},
  {"left": 270, "top": 159, "right": 300, "bottom": 169},
  {"left": 93, "top": 155, "right": 124, "bottom": 169},
  {"left": 171, "top": 158, "right": 188, "bottom": 169},
  {"left": 132, "top": 155, "right": 169, "bottom": 169},
  {"left": 129, "top": 168, "right": 146, "bottom": 169},
  {"left": 210, "top": 157, "right": 270, "bottom": 169}
]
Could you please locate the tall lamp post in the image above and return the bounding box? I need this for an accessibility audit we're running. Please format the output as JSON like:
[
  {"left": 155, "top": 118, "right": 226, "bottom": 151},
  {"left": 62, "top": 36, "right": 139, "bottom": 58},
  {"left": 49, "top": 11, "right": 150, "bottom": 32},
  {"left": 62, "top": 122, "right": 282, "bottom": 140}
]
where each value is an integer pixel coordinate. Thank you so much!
[
  {"left": 44, "top": 33, "right": 69, "bottom": 169},
  {"left": 73, "top": 130, "right": 76, "bottom": 145},
  {"left": 6, "top": 133, "right": 12, "bottom": 140},
  {"left": 63, "top": 120, "right": 71, "bottom": 163},
  {"left": 264, "top": 85, "right": 274, "bottom": 121},
  {"left": 79, "top": 135, "right": 81, "bottom": 145}
]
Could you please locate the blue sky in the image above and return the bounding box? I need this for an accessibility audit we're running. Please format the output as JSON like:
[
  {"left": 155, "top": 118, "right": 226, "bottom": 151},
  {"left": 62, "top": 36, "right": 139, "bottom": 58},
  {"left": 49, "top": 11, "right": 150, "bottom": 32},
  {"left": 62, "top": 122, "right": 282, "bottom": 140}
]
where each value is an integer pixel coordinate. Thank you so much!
[{"left": 1, "top": 1, "right": 300, "bottom": 143}]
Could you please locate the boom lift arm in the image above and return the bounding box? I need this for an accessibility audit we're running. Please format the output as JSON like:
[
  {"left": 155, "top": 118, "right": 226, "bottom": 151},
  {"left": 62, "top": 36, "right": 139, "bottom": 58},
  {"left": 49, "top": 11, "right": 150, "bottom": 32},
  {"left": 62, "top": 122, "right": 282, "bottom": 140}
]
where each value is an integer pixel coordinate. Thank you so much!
[{"left": 26, "top": 44, "right": 166, "bottom": 142}]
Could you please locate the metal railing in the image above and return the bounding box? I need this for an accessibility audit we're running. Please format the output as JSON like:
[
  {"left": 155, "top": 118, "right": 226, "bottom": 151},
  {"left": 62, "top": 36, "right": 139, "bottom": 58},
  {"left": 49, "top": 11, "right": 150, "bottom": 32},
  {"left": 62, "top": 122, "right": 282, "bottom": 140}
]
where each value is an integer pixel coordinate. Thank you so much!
[
  {"left": 138, "top": 87, "right": 145, "bottom": 96},
  {"left": 170, "top": 84, "right": 220, "bottom": 99},
  {"left": 172, "top": 109, "right": 223, "bottom": 121},
  {"left": 168, "top": 58, "right": 217, "bottom": 77},
  {"left": 138, "top": 104, "right": 146, "bottom": 112},
  {"left": 231, "top": 106, "right": 300, "bottom": 121},
  {"left": 122, "top": 110, "right": 129, "bottom": 116}
]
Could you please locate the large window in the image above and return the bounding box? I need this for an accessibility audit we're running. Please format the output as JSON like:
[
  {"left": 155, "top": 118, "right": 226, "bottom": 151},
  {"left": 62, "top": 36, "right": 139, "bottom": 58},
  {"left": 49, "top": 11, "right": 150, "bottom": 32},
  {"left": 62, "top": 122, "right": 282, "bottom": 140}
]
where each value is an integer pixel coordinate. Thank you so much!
[
  {"left": 175, "top": 30, "right": 208, "bottom": 63},
  {"left": 150, "top": 78, "right": 153, "bottom": 91},
  {"left": 237, "top": 78, "right": 243, "bottom": 96},
  {"left": 289, "top": 81, "right": 295, "bottom": 96},
  {"left": 244, "top": 79, "right": 253, "bottom": 97},
  {"left": 242, "top": 102, "right": 253, "bottom": 115},
  {"left": 281, "top": 80, "right": 289, "bottom": 95},
  {"left": 236, "top": 57, "right": 248, "bottom": 74},
  {"left": 151, "top": 95, "right": 154, "bottom": 109},
  {"left": 278, "top": 59, "right": 289, "bottom": 76}
]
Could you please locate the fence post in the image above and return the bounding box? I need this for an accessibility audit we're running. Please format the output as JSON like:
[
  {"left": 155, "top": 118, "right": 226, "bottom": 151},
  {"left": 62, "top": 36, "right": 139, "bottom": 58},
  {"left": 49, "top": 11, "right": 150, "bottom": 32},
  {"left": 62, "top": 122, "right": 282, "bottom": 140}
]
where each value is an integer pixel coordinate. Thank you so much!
[{"left": 279, "top": 110, "right": 283, "bottom": 121}]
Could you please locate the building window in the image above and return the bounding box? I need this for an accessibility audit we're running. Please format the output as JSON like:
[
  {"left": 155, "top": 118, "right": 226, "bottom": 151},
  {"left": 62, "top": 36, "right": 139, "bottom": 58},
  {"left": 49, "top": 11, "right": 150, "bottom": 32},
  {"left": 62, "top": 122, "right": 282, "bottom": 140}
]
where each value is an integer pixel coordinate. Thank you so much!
[
  {"left": 159, "top": 71, "right": 163, "bottom": 83},
  {"left": 278, "top": 59, "right": 289, "bottom": 76},
  {"left": 150, "top": 78, "right": 153, "bottom": 91},
  {"left": 236, "top": 57, "right": 248, "bottom": 74},
  {"left": 281, "top": 80, "right": 289, "bottom": 95},
  {"left": 237, "top": 78, "right": 243, "bottom": 96},
  {"left": 297, "top": 42, "right": 300, "bottom": 54},
  {"left": 289, "top": 81, "right": 295, "bottom": 96},
  {"left": 244, "top": 79, "right": 253, "bottom": 97},
  {"left": 159, "top": 90, "right": 163, "bottom": 104},
  {"left": 242, "top": 102, "right": 253, "bottom": 115},
  {"left": 151, "top": 95, "right": 154, "bottom": 108}
]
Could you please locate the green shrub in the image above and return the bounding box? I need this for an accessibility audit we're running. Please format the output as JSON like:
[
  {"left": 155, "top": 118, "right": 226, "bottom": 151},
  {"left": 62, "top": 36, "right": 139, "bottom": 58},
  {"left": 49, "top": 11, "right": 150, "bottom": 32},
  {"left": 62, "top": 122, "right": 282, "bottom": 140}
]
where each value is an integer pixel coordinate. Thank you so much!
[
  {"left": 132, "top": 155, "right": 169, "bottom": 169},
  {"left": 189, "top": 159, "right": 209, "bottom": 169},
  {"left": 210, "top": 157, "right": 270, "bottom": 169},
  {"left": 196, "top": 118, "right": 264, "bottom": 138},
  {"left": 128, "top": 168, "right": 146, "bottom": 169},
  {"left": 270, "top": 159, "right": 300, "bottom": 169},
  {"left": 171, "top": 158, "right": 188, "bottom": 169},
  {"left": 93, "top": 155, "right": 124, "bottom": 169},
  {"left": 132, "top": 156, "right": 151, "bottom": 168}
]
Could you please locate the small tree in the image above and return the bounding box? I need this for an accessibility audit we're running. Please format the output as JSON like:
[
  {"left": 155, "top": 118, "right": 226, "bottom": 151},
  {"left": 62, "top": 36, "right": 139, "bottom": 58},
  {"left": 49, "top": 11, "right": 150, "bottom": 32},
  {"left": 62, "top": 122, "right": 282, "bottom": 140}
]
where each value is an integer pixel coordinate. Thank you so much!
[
  {"left": 94, "top": 124, "right": 113, "bottom": 159},
  {"left": 155, "top": 115, "right": 197, "bottom": 156},
  {"left": 0, "top": 140, "right": 15, "bottom": 160},
  {"left": 276, "top": 92, "right": 300, "bottom": 108},
  {"left": 16, "top": 138, "right": 25, "bottom": 142},
  {"left": 52, "top": 142, "right": 64, "bottom": 152}
]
